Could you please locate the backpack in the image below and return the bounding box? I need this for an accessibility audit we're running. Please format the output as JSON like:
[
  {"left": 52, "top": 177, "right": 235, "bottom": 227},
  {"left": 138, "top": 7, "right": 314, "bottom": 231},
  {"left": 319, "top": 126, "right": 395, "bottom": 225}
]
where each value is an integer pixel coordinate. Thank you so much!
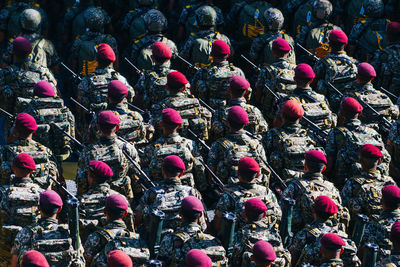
[
  {"left": 304, "top": 23, "right": 336, "bottom": 58},
  {"left": 143, "top": 70, "right": 170, "bottom": 109},
  {"left": 321, "top": 55, "right": 357, "bottom": 95},
  {"left": 354, "top": 90, "right": 393, "bottom": 125},
  {"left": 136, "top": 36, "right": 168, "bottom": 71},
  {"left": 110, "top": 110, "right": 146, "bottom": 143},
  {"left": 127, "top": 9, "right": 149, "bottom": 41},
  {"left": 292, "top": 0, "right": 314, "bottom": 36},
  {"left": 262, "top": 32, "right": 296, "bottom": 65},
  {"left": 191, "top": 32, "right": 223, "bottom": 67},
  {"left": 238, "top": 1, "right": 271, "bottom": 41},
  {"left": 355, "top": 19, "right": 389, "bottom": 61}
]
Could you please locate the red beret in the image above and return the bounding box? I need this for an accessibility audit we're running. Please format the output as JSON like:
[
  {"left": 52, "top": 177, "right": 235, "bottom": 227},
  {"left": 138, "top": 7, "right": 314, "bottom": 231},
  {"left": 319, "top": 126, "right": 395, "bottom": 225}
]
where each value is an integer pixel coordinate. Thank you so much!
[
  {"left": 13, "top": 37, "right": 32, "bottom": 54},
  {"left": 253, "top": 240, "right": 277, "bottom": 262},
  {"left": 313, "top": 195, "right": 338, "bottom": 215},
  {"left": 357, "top": 62, "right": 376, "bottom": 78},
  {"left": 13, "top": 153, "right": 36, "bottom": 170},
  {"left": 107, "top": 250, "right": 133, "bottom": 267},
  {"left": 391, "top": 221, "right": 400, "bottom": 241},
  {"left": 272, "top": 38, "right": 291, "bottom": 52},
  {"left": 167, "top": 71, "right": 189, "bottom": 88},
  {"left": 97, "top": 43, "right": 116, "bottom": 62},
  {"left": 162, "top": 108, "right": 183, "bottom": 125},
  {"left": 162, "top": 155, "right": 186, "bottom": 171},
  {"left": 295, "top": 63, "right": 315, "bottom": 80},
  {"left": 341, "top": 97, "right": 363, "bottom": 116},
  {"left": 388, "top": 22, "right": 400, "bottom": 34},
  {"left": 382, "top": 185, "right": 400, "bottom": 205},
  {"left": 230, "top": 76, "right": 250, "bottom": 92},
  {"left": 22, "top": 250, "right": 49, "bottom": 267},
  {"left": 305, "top": 150, "right": 327, "bottom": 164},
  {"left": 244, "top": 198, "right": 268, "bottom": 215},
  {"left": 360, "top": 144, "right": 383, "bottom": 159},
  {"left": 108, "top": 80, "right": 128, "bottom": 97},
  {"left": 211, "top": 40, "right": 230, "bottom": 56},
  {"left": 89, "top": 160, "right": 114, "bottom": 179},
  {"left": 106, "top": 194, "right": 129, "bottom": 210},
  {"left": 329, "top": 29, "right": 348, "bottom": 44},
  {"left": 281, "top": 100, "right": 304, "bottom": 119},
  {"left": 228, "top": 106, "right": 249, "bottom": 125},
  {"left": 34, "top": 81, "right": 55, "bottom": 97},
  {"left": 320, "top": 233, "right": 346, "bottom": 249},
  {"left": 238, "top": 157, "right": 260, "bottom": 173},
  {"left": 181, "top": 196, "right": 204, "bottom": 212},
  {"left": 97, "top": 111, "right": 121, "bottom": 125},
  {"left": 40, "top": 190, "right": 63, "bottom": 207},
  {"left": 15, "top": 113, "right": 38, "bottom": 132},
  {"left": 185, "top": 249, "right": 212, "bottom": 267},
  {"left": 152, "top": 41, "right": 172, "bottom": 59}
]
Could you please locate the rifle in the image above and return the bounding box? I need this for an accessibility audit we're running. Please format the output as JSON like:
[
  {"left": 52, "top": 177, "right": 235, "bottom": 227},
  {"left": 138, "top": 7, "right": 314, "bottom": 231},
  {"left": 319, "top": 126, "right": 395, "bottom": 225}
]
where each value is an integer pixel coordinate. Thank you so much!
[
  {"left": 124, "top": 57, "right": 142, "bottom": 75},
  {"left": 352, "top": 213, "right": 369, "bottom": 248},
  {"left": 198, "top": 98, "right": 216, "bottom": 113},
  {"left": 51, "top": 123, "right": 85, "bottom": 150},
  {"left": 121, "top": 148, "right": 155, "bottom": 189},
  {"left": 280, "top": 197, "right": 296, "bottom": 246},
  {"left": 296, "top": 43, "right": 319, "bottom": 63},
  {"left": 70, "top": 97, "right": 95, "bottom": 117},
  {"left": 147, "top": 209, "right": 165, "bottom": 258},
  {"left": 241, "top": 54, "right": 260, "bottom": 71},
  {"left": 361, "top": 243, "right": 378, "bottom": 267},
  {"left": 61, "top": 62, "right": 82, "bottom": 81},
  {"left": 176, "top": 54, "right": 199, "bottom": 71},
  {"left": 219, "top": 212, "right": 236, "bottom": 258},
  {"left": 380, "top": 86, "right": 398, "bottom": 100},
  {"left": 0, "top": 107, "right": 14, "bottom": 119}
]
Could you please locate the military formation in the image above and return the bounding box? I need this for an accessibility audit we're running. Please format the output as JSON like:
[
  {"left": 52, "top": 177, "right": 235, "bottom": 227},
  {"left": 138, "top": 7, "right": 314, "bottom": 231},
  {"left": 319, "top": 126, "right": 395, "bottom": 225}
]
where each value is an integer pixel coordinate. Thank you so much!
[{"left": 1, "top": 0, "right": 400, "bottom": 266}]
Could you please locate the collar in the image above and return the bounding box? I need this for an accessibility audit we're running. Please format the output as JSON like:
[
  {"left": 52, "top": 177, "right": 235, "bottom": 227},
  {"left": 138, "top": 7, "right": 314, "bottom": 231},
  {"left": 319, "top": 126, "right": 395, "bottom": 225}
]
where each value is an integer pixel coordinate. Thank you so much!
[
  {"left": 164, "top": 178, "right": 182, "bottom": 186},
  {"left": 302, "top": 172, "right": 324, "bottom": 180},
  {"left": 237, "top": 182, "right": 257, "bottom": 190},
  {"left": 212, "top": 61, "right": 229, "bottom": 67},
  {"left": 105, "top": 219, "right": 127, "bottom": 229},
  {"left": 38, "top": 217, "right": 58, "bottom": 224},
  {"left": 331, "top": 51, "right": 347, "bottom": 55},
  {"left": 11, "top": 176, "right": 34, "bottom": 185},
  {"left": 229, "top": 98, "right": 247, "bottom": 106},
  {"left": 294, "top": 87, "right": 313, "bottom": 94},
  {"left": 281, "top": 123, "right": 302, "bottom": 132},
  {"left": 108, "top": 103, "right": 128, "bottom": 111},
  {"left": 343, "top": 119, "right": 361, "bottom": 128},
  {"left": 99, "top": 135, "right": 117, "bottom": 142}
]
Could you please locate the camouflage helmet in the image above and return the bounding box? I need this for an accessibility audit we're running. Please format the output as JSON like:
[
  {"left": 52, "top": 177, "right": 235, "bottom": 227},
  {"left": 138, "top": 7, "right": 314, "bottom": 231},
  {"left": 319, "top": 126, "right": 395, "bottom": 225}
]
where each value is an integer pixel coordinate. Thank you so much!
[
  {"left": 364, "top": 0, "right": 384, "bottom": 18},
  {"left": 84, "top": 7, "right": 105, "bottom": 32},
  {"left": 312, "top": 0, "right": 333, "bottom": 20},
  {"left": 144, "top": 9, "right": 167, "bottom": 32},
  {"left": 137, "top": 0, "right": 154, "bottom": 7},
  {"left": 263, "top": 8, "right": 284, "bottom": 31},
  {"left": 19, "top": 8, "right": 42, "bottom": 32},
  {"left": 195, "top": 5, "right": 217, "bottom": 27}
]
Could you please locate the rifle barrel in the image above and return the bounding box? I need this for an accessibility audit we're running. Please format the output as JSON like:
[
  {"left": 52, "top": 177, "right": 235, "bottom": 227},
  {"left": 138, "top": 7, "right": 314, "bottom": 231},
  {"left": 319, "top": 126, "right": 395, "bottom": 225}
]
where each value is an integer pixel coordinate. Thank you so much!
[
  {"left": 61, "top": 62, "right": 82, "bottom": 81},
  {"left": 199, "top": 99, "right": 215, "bottom": 113},
  {"left": 176, "top": 54, "right": 199, "bottom": 70},
  {"left": 121, "top": 149, "right": 156, "bottom": 188},
  {"left": 188, "top": 129, "right": 210, "bottom": 151},
  {"left": 199, "top": 158, "right": 224, "bottom": 189},
  {"left": 380, "top": 87, "right": 398, "bottom": 100},
  {"left": 51, "top": 123, "right": 85, "bottom": 149},
  {"left": 48, "top": 176, "right": 78, "bottom": 201},
  {"left": 124, "top": 57, "right": 142, "bottom": 75},
  {"left": 69, "top": 97, "right": 91, "bottom": 114},
  {"left": 240, "top": 54, "right": 260, "bottom": 71},
  {"left": 126, "top": 102, "right": 145, "bottom": 114},
  {"left": 0, "top": 107, "right": 14, "bottom": 119}
]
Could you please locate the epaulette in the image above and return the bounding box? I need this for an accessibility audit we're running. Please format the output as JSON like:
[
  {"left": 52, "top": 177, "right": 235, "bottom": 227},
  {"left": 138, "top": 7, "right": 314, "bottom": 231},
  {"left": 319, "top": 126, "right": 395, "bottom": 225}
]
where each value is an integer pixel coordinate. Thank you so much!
[
  {"left": 352, "top": 177, "right": 365, "bottom": 185},
  {"left": 308, "top": 227, "right": 321, "bottom": 237}
]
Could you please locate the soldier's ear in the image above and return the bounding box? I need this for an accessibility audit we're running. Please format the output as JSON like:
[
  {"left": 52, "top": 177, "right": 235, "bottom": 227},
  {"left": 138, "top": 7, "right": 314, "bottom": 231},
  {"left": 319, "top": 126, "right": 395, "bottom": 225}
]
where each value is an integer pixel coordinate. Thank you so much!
[
  {"left": 377, "top": 158, "right": 382, "bottom": 165},
  {"left": 339, "top": 248, "right": 344, "bottom": 255},
  {"left": 115, "top": 125, "right": 120, "bottom": 132},
  {"left": 179, "top": 170, "right": 184, "bottom": 177},
  {"left": 122, "top": 210, "right": 128, "bottom": 218},
  {"left": 262, "top": 211, "right": 267, "bottom": 219},
  {"left": 56, "top": 206, "right": 62, "bottom": 214},
  {"left": 322, "top": 165, "right": 327, "bottom": 173},
  {"left": 177, "top": 123, "right": 182, "bottom": 129}
]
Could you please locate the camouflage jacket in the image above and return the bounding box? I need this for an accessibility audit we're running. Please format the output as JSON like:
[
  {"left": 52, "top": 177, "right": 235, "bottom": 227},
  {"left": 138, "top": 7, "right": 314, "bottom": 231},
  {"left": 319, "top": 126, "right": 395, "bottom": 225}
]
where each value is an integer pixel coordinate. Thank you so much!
[
  {"left": 388, "top": 119, "right": 400, "bottom": 172},
  {"left": 141, "top": 133, "right": 207, "bottom": 191},
  {"left": 121, "top": 7, "right": 152, "bottom": 42},
  {"left": 211, "top": 97, "right": 268, "bottom": 141},
  {"left": 313, "top": 259, "right": 345, "bottom": 266},
  {"left": 377, "top": 251, "right": 400, "bottom": 267},
  {"left": 296, "top": 22, "right": 341, "bottom": 52},
  {"left": 215, "top": 182, "right": 282, "bottom": 230},
  {"left": 208, "top": 130, "right": 270, "bottom": 185}
]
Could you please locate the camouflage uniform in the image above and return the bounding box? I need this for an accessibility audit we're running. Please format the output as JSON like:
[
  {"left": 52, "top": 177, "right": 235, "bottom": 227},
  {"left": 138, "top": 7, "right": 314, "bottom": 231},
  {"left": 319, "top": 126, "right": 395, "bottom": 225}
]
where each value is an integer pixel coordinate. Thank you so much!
[
  {"left": 377, "top": 251, "right": 400, "bottom": 267},
  {"left": 208, "top": 130, "right": 270, "bottom": 185},
  {"left": 388, "top": 120, "right": 400, "bottom": 179},
  {"left": 122, "top": 6, "right": 152, "bottom": 43},
  {"left": 141, "top": 133, "right": 207, "bottom": 191}
]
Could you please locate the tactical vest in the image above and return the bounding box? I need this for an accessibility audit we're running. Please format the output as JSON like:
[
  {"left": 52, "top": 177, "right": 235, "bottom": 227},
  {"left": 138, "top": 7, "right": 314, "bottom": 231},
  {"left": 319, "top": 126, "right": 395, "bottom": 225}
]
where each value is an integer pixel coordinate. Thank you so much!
[
  {"left": 353, "top": 90, "right": 394, "bottom": 125},
  {"left": 304, "top": 23, "right": 337, "bottom": 58},
  {"left": 110, "top": 110, "right": 145, "bottom": 144},
  {"left": 135, "top": 36, "right": 170, "bottom": 71},
  {"left": 262, "top": 32, "right": 296, "bottom": 65},
  {"left": 263, "top": 64, "right": 297, "bottom": 95},
  {"left": 143, "top": 70, "right": 169, "bottom": 109},
  {"left": 191, "top": 32, "right": 224, "bottom": 68}
]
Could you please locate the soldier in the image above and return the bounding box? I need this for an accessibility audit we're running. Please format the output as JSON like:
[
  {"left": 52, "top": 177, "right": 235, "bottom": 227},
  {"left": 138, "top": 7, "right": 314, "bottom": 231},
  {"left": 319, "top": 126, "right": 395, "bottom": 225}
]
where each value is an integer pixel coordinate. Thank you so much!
[
  {"left": 325, "top": 97, "right": 390, "bottom": 188},
  {"left": 377, "top": 221, "right": 400, "bottom": 266},
  {"left": 249, "top": 8, "right": 295, "bottom": 66},
  {"left": 159, "top": 196, "right": 227, "bottom": 266},
  {"left": 84, "top": 194, "right": 148, "bottom": 266},
  {"left": 341, "top": 144, "right": 396, "bottom": 219},
  {"left": 11, "top": 190, "right": 84, "bottom": 267},
  {"left": 250, "top": 240, "right": 278, "bottom": 267},
  {"left": 76, "top": 111, "right": 138, "bottom": 199},
  {"left": 208, "top": 106, "right": 270, "bottom": 185},
  {"left": 0, "top": 113, "right": 58, "bottom": 188},
  {"left": 213, "top": 157, "right": 281, "bottom": 233},
  {"left": 264, "top": 100, "right": 320, "bottom": 185},
  {"left": 387, "top": 114, "right": 400, "bottom": 180},
  {"left": 192, "top": 40, "right": 246, "bottom": 109},
  {"left": 313, "top": 30, "right": 358, "bottom": 112},
  {"left": 180, "top": 5, "right": 231, "bottom": 68},
  {"left": 232, "top": 198, "right": 291, "bottom": 267},
  {"left": 211, "top": 76, "right": 268, "bottom": 141},
  {"left": 185, "top": 249, "right": 212, "bottom": 267},
  {"left": 21, "top": 250, "right": 49, "bottom": 267},
  {"left": 107, "top": 250, "right": 133, "bottom": 267},
  {"left": 135, "top": 155, "right": 206, "bottom": 235},
  {"left": 142, "top": 108, "right": 207, "bottom": 191},
  {"left": 0, "top": 153, "right": 44, "bottom": 266}
]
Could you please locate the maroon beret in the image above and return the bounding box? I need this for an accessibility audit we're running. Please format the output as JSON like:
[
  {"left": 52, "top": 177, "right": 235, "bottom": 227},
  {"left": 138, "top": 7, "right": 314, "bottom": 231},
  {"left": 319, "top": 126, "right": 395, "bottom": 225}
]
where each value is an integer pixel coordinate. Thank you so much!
[
  {"left": 185, "top": 249, "right": 212, "bottom": 267},
  {"left": 253, "top": 240, "right": 277, "bottom": 262},
  {"left": 305, "top": 150, "right": 327, "bottom": 164},
  {"left": 152, "top": 41, "right": 172, "bottom": 59},
  {"left": 211, "top": 40, "right": 230, "bottom": 56},
  {"left": 15, "top": 113, "right": 38, "bottom": 132},
  {"left": 320, "top": 233, "right": 346, "bottom": 249},
  {"left": 329, "top": 29, "right": 348, "bottom": 44},
  {"left": 314, "top": 195, "right": 338, "bottom": 215},
  {"left": 230, "top": 76, "right": 250, "bottom": 92},
  {"left": 162, "top": 155, "right": 186, "bottom": 171},
  {"left": 238, "top": 157, "right": 260, "bottom": 173},
  {"left": 382, "top": 185, "right": 400, "bottom": 205},
  {"left": 13, "top": 37, "right": 32, "bottom": 54},
  {"left": 387, "top": 22, "right": 400, "bottom": 34},
  {"left": 89, "top": 160, "right": 114, "bottom": 179},
  {"left": 360, "top": 144, "right": 383, "bottom": 159},
  {"left": 272, "top": 38, "right": 291, "bottom": 52},
  {"left": 13, "top": 153, "right": 36, "bottom": 170},
  {"left": 106, "top": 194, "right": 129, "bottom": 210},
  {"left": 295, "top": 63, "right": 315, "bottom": 80},
  {"left": 34, "top": 81, "right": 55, "bottom": 97},
  {"left": 341, "top": 97, "right": 363, "bottom": 116},
  {"left": 167, "top": 71, "right": 189, "bottom": 88},
  {"left": 227, "top": 106, "right": 249, "bottom": 125},
  {"left": 181, "top": 196, "right": 204, "bottom": 212},
  {"left": 357, "top": 62, "right": 376, "bottom": 78},
  {"left": 108, "top": 80, "right": 128, "bottom": 97},
  {"left": 97, "top": 111, "right": 121, "bottom": 125},
  {"left": 40, "top": 190, "right": 63, "bottom": 207},
  {"left": 161, "top": 108, "right": 183, "bottom": 125},
  {"left": 391, "top": 221, "right": 400, "bottom": 241},
  {"left": 244, "top": 198, "right": 268, "bottom": 215},
  {"left": 281, "top": 100, "right": 304, "bottom": 119},
  {"left": 22, "top": 250, "right": 49, "bottom": 267},
  {"left": 107, "top": 250, "right": 133, "bottom": 267},
  {"left": 97, "top": 43, "right": 116, "bottom": 62}
]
